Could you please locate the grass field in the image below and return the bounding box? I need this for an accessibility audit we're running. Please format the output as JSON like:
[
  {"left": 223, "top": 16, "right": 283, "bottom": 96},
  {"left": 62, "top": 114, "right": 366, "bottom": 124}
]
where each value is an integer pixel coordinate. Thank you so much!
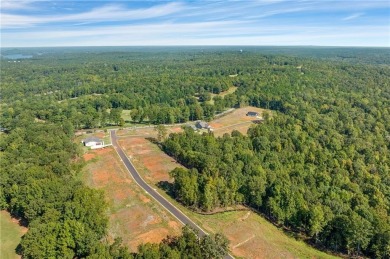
[
  {"left": 207, "top": 86, "right": 238, "bottom": 105},
  {"left": 81, "top": 146, "right": 181, "bottom": 251},
  {"left": 210, "top": 106, "right": 267, "bottom": 136},
  {"left": 117, "top": 106, "right": 269, "bottom": 139},
  {"left": 0, "top": 211, "right": 27, "bottom": 259},
  {"left": 116, "top": 125, "right": 182, "bottom": 139},
  {"left": 121, "top": 109, "right": 132, "bottom": 123},
  {"left": 119, "top": 137, "right": 339, "bottom": 259}
]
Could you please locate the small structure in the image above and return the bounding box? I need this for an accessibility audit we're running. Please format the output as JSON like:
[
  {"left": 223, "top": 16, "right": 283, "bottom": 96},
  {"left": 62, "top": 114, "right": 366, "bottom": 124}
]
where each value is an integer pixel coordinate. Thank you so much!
[
  {"left": 195, "top": 121, "right": 211, "bottom": 130},
  {"left": 82, "top": 136, "right": 104, "bottom": 149},
  {"left": 188, "top": 125, "right": 198, "bottom": 131},
  {"left": 246, "top": 111, "right": 259, "bottom": 117}
]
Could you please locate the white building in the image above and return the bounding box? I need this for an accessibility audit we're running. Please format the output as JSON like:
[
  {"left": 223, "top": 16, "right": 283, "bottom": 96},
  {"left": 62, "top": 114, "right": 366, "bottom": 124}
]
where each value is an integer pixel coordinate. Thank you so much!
[{"left": 82, "top": 136, "right": 104, "bottom": 148}]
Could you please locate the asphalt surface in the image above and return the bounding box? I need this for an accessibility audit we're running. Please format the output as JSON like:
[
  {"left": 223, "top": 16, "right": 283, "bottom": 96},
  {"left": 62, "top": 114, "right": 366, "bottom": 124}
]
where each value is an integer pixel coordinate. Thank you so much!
[{"left": 110, "top": 130, "right": 234, "bottom": 259}]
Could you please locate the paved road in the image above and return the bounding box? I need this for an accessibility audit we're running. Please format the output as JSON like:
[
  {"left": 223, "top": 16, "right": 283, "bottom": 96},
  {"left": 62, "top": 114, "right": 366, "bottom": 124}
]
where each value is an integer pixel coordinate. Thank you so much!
[{"left": 110, "top": 130, "right": 234, "bottom": 258}]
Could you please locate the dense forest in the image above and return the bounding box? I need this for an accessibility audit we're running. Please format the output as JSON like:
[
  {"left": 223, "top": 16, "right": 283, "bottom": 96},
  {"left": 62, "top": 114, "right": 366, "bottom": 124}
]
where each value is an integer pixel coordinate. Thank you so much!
[
  {"left": 1, "top": 46, "right": 389, "bottom": 258},
  {"left": 2, "top": 47, "right": 389, "bottom": 129}
]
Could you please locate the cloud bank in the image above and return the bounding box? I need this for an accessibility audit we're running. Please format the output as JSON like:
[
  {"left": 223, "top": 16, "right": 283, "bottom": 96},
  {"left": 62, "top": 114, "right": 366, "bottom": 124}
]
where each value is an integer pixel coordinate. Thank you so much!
[{"left": 1, "top": 0, "right": 389, "bottom": 47}]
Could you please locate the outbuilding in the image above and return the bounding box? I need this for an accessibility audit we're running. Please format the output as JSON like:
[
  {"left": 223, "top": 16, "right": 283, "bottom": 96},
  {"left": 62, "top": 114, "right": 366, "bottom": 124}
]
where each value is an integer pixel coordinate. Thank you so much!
[
  {"left": 246, "top": 111, "right": 259, "bottom": 117},
  {"left": 195, "top": 121, "right": 211, "bottom": 130},
  {"left": 82, "top": 136, "right": 104, "bottom": 147}
]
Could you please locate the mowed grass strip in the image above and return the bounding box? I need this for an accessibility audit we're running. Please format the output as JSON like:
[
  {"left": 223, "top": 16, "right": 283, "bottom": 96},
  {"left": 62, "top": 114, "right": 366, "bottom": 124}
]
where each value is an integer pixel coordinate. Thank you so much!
[
  {"left": 120, "top": 137, "right": 339, "bottom": 259},
  {"left": 0, "top": 211, "right": 27, "bottom": 259}
]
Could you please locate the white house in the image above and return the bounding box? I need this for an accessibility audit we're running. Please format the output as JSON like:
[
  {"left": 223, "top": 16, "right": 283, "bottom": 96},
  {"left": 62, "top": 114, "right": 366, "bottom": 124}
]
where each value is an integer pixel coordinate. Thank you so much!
[{"left": 82, "top": 136, "right": 104, "bottom": 148}]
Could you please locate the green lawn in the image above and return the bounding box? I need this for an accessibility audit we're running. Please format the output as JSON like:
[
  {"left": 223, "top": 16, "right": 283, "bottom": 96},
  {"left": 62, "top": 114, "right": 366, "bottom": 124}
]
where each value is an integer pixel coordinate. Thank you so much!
[
  {"left": 207, "top": 86, "right": 238, "bottom": 105},
  {"left": 0, "top": 211, "right": 25, "bottom": 259},
  {"left": 121, "top": 109, "right": 132, "bottom": 122}
]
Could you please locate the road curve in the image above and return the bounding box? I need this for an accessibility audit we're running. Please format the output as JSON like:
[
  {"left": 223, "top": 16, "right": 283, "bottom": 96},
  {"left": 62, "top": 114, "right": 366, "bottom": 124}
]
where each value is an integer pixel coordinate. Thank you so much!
[{"left": 110, "top": 130, "right": 234, "bottom": 259}]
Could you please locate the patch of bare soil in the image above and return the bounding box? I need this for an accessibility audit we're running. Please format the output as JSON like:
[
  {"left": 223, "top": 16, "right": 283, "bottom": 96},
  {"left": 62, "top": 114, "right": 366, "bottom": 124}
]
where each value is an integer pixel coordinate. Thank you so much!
[
  {"left": 83, "top": 147, "right": 181, "bottom": 251},
  {"left": 83, "top": 153, "right": 96, "bottom": 161},
  {"left": 119, "top": 137, "right": 183, "bottom": 184}
]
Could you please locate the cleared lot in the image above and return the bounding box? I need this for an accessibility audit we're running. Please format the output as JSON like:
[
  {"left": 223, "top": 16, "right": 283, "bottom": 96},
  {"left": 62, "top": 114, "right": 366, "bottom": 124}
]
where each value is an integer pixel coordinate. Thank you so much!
[
  {"left": 82, "top": 146, "right": 181, "bottom": 251},
  {"left": 209, "top": 106, "right": 267, "bottom": 136}
]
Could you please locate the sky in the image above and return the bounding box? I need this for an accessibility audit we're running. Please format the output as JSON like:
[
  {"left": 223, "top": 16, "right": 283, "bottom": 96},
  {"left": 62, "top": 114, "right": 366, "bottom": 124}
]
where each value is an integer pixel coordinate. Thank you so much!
[{"left": 1, "top": 0, "right": 389, "bottom": 47}]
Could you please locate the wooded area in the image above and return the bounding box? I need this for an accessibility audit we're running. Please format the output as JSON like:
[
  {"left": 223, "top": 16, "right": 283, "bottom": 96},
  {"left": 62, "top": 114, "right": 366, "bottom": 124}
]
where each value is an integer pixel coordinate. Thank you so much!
[{"left": 1, "top": 46, "right": 389, "bottom": 258}]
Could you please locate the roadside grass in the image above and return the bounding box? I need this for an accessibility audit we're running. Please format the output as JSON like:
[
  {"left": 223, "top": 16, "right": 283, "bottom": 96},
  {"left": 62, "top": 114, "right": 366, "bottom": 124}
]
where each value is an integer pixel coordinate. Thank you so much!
[
  {"left": 116, "top": 126, "right": 183, "bottom": 139},
  {"left": 102, "top": 134, "right": 111, "bottom": 145},
  {"left": 119, "top": 137, "right": 339, "bottom": 259},
  {"left": 80, "top": 146, "right": 181, "bottom": 251},
  {"left": 0, "top": 211, "right": 26, "bottom": 259}
]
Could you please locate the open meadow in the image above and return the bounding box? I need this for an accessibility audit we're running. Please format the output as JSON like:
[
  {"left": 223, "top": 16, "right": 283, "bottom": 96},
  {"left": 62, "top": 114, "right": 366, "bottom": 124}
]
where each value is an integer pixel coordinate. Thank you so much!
[{"left": 0, "top": 211, "right": 27, "bottom": 259}]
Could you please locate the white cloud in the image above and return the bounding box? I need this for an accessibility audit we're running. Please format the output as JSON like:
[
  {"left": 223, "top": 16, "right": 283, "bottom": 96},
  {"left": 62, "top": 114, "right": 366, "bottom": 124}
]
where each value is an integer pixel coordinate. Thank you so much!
[
  {"left": 1, "top": 0, "right": 36, "bottom": 10},
  {"left": 342, "top": 12, "right": 364, "bottom": 21},
  {"left": 1, "top": 1, "right": 388, "bottom": 47},
  {"left": 1, "top": 2, "right": 185, "bottom": 28},
  {"left": 2, "top": 21, "right": 388, "bottom": 47}
]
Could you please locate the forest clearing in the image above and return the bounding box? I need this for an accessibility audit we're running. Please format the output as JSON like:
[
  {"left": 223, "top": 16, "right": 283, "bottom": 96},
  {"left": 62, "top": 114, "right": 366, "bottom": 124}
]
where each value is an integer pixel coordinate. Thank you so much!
[
  {"left": 116, "top": 106, "right": 268, "bottom": 138},
  {"left": 209, "top": 106, "right": 267, "bottom": 136},
  {"left": 0, "top": 211, "right": 27, "bottom": 259},
  {"left": 207, "top": 86, "right": 238, "bottom": 105}
]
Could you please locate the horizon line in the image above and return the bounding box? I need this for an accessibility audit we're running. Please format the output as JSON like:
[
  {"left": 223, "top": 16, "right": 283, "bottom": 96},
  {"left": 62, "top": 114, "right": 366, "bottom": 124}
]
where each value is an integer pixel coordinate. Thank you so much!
[{"left": 2, "top": 44, "right": 389, "bottom": 49}]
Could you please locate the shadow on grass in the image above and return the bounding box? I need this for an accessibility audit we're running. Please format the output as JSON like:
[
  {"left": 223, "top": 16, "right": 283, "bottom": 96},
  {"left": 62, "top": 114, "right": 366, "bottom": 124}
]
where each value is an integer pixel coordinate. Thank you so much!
[
  {"left": 15, "top": 243, "right": 23, "bottom": 256},
  {"left": 157, "top": 180, "right": 175, "bottom": 197},
  {"left": 145, "top": 137, "right": 159, "bottom": 145}
]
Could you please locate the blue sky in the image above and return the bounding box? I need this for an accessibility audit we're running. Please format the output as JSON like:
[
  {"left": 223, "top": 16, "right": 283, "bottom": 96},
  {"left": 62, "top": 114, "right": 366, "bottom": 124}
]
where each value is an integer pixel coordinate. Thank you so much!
[{"left": 1, "top": 0, "right": 389, "bottom": 47}]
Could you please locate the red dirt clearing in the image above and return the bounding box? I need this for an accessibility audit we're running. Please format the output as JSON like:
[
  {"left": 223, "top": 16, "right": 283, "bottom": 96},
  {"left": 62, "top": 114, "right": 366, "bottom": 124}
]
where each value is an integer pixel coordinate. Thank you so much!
[
  {"left": 118, "top": 137, "right": 183, "bottom": 184},
  {"left": 83, "top": 146, "right": 181, "bottom": 251},
  {"left": 83, "top": 147, "right": 112, "bottom": 161},
  {"left": 83, "top": 153, "right": 96, "bottom": 161}
]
